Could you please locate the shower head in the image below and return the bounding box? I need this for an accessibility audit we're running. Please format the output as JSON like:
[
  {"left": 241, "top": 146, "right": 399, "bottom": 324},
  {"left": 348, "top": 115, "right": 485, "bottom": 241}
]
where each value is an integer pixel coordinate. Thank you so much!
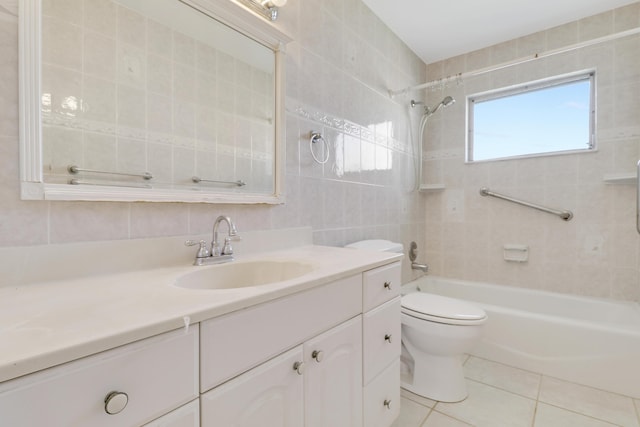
[
  {"left": 425, "top": 96, "right": 455, "bottom": 117},
  {"left": 441, "top": 96, "right": 455, "bottom": 107}
]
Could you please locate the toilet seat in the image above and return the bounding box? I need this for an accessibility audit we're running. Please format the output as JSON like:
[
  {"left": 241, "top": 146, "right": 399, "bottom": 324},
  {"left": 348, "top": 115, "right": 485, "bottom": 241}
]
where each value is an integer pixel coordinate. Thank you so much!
[{"left": 401, "top": 293, "right": 487, "bottom": 326}]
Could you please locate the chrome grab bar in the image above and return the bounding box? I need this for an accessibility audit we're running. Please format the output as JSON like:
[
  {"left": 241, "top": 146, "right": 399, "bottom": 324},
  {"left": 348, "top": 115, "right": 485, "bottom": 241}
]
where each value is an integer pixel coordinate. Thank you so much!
[
  {"left": 637, "top": 161, "right": 640, "bottom": 234},
  {"left": 192, "top": 176, "right": 246, "bottom": 187},
  {"left": 479, "top": 187, "right": 573, "bottom": 221},
  {"left": 68, "top": 165, "right": 153, "bottom": 180}
]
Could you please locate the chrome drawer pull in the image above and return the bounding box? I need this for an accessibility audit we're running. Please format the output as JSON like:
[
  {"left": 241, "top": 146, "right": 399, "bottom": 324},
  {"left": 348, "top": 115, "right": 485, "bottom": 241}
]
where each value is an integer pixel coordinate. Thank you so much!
[
  {"left": 383, "top": 399, "right": 392, "bottom": 410},
  {"left": 383, "top": 281, "right": 392, "bottom": 291},
  {"left": 104, "top": 391, "right": 128, "bottom": 415},
  {"left": 293, "top": 361, "right": 306, "bottom": 375},
  {"left": 384, "top": 334, "right": 392, "bottom": 343},
  {"left": 312, "top": 350, "right": 324, "bottom": 363}
]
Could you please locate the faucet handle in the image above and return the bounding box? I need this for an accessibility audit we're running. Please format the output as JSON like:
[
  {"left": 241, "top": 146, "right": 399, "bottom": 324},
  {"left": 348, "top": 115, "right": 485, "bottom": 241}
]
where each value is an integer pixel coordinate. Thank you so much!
[
  {"left": 185, "top": 239, "right": 211, "bottom": 258},
  {"left": 221, "top": 237, "right": 234, "bottom": 255}
]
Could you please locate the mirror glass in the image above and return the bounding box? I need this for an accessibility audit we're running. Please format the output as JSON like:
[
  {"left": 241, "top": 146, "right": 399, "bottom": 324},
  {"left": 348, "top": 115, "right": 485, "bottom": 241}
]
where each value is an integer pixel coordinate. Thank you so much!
[{"left": 22, "top": 0, "right": 286, "bottom": 203}]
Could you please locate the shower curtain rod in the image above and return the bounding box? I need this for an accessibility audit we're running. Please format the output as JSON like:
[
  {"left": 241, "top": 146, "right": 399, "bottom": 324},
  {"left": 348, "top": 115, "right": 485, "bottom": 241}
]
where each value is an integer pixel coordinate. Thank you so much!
[{"left": 389, "top": 26, "right": 640, "bottom": 98}]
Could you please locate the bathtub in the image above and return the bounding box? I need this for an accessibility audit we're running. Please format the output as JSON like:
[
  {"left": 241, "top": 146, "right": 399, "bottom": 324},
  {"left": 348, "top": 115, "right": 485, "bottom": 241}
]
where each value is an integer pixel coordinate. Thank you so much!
[{"left": 403, "top": 276, "right": 640, "bottom": 399}]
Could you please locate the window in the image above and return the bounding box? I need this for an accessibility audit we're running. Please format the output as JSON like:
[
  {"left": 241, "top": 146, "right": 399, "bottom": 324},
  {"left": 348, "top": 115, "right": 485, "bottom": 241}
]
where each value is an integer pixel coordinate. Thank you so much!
[{"left": 467, "top": 71, "right": 595, "bottom": 162}]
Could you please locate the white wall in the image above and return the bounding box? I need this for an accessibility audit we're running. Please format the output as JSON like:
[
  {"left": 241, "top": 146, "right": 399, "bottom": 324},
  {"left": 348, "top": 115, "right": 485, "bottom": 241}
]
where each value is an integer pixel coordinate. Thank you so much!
[
  {"left": 421, "top": 3, "right": 640, "bottom": 302},
  {"left": 0, "top": 0, "right": 427, "bottom": 281}
]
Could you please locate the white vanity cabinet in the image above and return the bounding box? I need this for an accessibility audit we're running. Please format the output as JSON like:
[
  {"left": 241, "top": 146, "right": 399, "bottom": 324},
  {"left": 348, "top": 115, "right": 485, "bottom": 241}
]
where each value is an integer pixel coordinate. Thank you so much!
[
  {"left": 200, "top": 261, "right": 401, "bottom": 427},
  {"left": 0, "top": 257, "right": 402, "bottom": 427},
  {"left": 0, "top": 327, "right": 199, "bottom": 427}
]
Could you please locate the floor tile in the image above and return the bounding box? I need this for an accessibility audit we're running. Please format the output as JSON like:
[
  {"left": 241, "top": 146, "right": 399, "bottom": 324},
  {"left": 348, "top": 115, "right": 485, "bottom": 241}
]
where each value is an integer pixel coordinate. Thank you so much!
[
  {"left": 402, "top": 388, "right": 437, "bottom": 408},
  {"left": 391, "top": 397, "right": 431, "bottom": 427},
  {"left": 463, "top": 356, "right": 541, "bottom": 399},
  {"left": 534, "top": 403, "right": 619, "bottom": 427},
  {"left": 538, "top": 376, "right": 639, "bottom": 427},
  {"left": 421, "top": 411, "right": 473, "bottom": 427},
  {"left": 435, "top": 380, "right": 536, "bottom": 427}
]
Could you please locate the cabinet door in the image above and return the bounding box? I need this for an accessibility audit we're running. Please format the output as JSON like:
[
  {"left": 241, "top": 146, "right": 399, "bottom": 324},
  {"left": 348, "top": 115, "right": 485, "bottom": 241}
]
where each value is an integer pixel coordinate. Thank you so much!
[
  {"left": 200, "top": 346, "right": 304, "bottom": 427},
  {"left": 143, "top": 399, "right": 199, "bottom": 427},
  {"left": 304, "top": 316, "right": 363, "bottom": 427}
]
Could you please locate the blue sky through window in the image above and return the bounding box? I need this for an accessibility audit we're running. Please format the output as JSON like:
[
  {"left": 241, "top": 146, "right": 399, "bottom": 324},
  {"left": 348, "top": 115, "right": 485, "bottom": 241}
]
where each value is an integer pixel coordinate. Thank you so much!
[{"left": 471, "top": 78, "right": 592, "bottom": 161}]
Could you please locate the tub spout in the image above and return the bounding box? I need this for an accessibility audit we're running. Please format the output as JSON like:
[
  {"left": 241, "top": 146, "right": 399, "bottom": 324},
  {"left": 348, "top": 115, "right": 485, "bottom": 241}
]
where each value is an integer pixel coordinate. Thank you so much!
[{"left": 412, "top": 262, "right": 429, "bottom": 273}]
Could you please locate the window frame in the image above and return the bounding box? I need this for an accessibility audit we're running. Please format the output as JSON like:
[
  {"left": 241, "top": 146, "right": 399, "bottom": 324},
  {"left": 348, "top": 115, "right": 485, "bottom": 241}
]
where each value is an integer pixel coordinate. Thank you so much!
[{"left": 466, "top": 70, "right": 596, "bottom": 163}]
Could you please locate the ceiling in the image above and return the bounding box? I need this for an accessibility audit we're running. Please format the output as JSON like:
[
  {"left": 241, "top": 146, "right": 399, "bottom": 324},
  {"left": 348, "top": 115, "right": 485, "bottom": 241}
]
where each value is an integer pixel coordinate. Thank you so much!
[{"left": 361, "top": 0, "right": 639, "bottom": 64}]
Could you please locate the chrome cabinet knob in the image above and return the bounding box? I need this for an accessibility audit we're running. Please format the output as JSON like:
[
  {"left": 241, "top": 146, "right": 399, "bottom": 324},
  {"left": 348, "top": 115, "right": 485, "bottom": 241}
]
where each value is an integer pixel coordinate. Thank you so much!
[
  {"left": 383, "top": 281, "right": 392, "bottom": 291},
  {"left": 383, "top": 399, "right": 392, "bottom": 410},
  {"left": 311, "top": 350, "right": 324, "bottom": 362},
  {"left": 293, "top": 361, "right": 305, "bottom": 375},
  {"left": 384, "top": 334, "right": 392, "bottom": 343},
  {"left": 104, "top": 391, "right": 128, "bottom": 415}
]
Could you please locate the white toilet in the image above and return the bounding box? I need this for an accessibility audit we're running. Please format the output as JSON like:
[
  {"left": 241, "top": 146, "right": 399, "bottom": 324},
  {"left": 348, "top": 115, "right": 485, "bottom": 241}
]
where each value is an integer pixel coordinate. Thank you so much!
[
  {"left": 345, "top": 239, "right": 487, "bottom": 403},
  {"left": 401, "top": 292, "right": 486, "bottom": 402}
]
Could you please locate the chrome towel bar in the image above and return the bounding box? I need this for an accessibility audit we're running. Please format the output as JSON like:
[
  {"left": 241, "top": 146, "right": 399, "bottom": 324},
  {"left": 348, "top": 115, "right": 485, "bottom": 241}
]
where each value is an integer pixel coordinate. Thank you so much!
[
  {"left": 69, "top": 179, "right": 152, "bottom": 188},
  {"left": 68, "top": 165, "right": 153, "bottom": 180},
  {"left": 479, "top": 187, "right": 573, "bottom": 221},
  {"left": 192, "top": 176, "right": 246, "bottom": 187}
]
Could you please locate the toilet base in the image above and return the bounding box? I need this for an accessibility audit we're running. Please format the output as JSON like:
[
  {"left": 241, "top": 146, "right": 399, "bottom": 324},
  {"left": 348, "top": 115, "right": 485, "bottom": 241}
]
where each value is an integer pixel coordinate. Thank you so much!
[{"left": 401, "top": 353, "right": 468, "bottom": 403}]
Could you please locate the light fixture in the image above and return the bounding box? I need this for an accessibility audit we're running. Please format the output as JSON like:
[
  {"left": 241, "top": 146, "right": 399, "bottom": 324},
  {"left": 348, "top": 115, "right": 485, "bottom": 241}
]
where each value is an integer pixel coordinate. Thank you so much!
[{"left": 236, "top": 0, "right": 287, "bottom": 21}]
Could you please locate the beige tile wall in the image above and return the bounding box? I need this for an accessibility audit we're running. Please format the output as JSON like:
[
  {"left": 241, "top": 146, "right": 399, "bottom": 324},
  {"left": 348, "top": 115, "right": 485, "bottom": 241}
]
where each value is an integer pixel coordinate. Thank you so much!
[
  {"left": 421, "top": 3, "right": 640, "bottom": 301},
  {"left": 0, "top": 0, "right": 426, "bottom": 282}
]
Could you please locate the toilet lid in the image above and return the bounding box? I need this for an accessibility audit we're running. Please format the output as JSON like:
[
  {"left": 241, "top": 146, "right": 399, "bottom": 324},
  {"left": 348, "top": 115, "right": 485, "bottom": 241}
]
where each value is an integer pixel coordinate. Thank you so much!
[{"left": 402, "top": 293, "right": 486, "bottom": 323}]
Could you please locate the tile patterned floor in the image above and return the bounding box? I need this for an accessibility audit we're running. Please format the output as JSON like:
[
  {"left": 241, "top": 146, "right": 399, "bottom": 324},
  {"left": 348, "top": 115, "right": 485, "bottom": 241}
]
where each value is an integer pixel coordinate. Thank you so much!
[{"left": 392, "top": 356, "right": 640, "bottom": 427}]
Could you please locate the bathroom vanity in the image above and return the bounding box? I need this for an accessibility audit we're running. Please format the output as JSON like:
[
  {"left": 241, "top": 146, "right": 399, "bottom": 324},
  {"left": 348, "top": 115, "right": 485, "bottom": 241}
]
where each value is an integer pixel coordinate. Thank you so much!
[{"left": 0, "top": 237, "right": 401, "bottom": 427}]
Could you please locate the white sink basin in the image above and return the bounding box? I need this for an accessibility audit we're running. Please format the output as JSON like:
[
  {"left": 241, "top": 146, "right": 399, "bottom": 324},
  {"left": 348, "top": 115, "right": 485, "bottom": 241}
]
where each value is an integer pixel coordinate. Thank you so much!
[{"left": 175, "top": 260, "right": 315, "bottom": 290}]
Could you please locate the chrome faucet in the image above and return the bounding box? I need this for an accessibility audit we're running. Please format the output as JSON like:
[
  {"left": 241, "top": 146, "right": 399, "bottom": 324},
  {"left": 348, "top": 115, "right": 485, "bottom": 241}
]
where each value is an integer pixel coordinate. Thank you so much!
[
  {"left": 409, "top": 241, "right": 429, "bottom": 273},
  {"left": 185, "top": 215, "right": 240, "bottom": 266},
  {"left": 211, "top": 215, "right": 239, "bottom": 256}
]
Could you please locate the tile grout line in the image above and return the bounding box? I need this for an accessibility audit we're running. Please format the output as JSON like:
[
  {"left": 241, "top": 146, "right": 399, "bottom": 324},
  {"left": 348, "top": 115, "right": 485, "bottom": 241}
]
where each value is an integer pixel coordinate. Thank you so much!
[
  {"left": 535, "top": 401, "right": 624, "bottom": 427},
  {"left": 464, "top": 377, "right": 538, "bottom": 403},
  {"left": 417, "top": 407, "right": 433, "bottom": 427},
  {"left": 426, "top": 408, "right": 474, "bottom": 427}
]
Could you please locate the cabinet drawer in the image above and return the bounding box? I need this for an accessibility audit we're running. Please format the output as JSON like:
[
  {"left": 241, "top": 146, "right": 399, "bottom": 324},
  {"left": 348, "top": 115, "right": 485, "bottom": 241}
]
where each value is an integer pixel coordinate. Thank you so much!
[
  {"left": 0, "top": 327, "right": 199, "bottom": 427},
  {"left": 363, "top": 297, "right": 401, "bottom": 385},
  {"left": 200, "top": 275, "right": 362, "bottom": 392},
  {"left": 363, "top": 359, "right": 401, "bottom": 427},
  {"left": 363, "top": 262, "right": 401, "bottom": 312}
]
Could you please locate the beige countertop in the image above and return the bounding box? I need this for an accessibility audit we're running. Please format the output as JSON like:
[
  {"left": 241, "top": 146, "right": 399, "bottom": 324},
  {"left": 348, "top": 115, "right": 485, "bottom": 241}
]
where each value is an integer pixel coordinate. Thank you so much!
[{"left": 0, "top": 245, "right": 401, "bottom": 384}]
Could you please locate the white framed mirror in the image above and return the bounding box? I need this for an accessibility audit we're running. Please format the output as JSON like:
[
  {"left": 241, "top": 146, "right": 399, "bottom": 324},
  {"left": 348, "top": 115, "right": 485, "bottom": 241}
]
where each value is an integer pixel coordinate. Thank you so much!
[{"left": 19, "top": 0, "right": 291, "bottom": 203}]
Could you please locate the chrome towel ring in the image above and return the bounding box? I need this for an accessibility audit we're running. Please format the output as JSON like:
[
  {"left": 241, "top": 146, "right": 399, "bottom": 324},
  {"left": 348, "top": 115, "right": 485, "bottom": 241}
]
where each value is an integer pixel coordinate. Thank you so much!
[{"left": 309, "top": 131, "right": 329, "bottom": 164}]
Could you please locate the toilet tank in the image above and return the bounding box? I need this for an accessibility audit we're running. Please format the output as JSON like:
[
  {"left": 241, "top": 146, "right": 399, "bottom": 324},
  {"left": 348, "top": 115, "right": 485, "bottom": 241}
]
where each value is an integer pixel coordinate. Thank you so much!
[{"left": 345, "top": 239, "right": 403, "bottom": 253}]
